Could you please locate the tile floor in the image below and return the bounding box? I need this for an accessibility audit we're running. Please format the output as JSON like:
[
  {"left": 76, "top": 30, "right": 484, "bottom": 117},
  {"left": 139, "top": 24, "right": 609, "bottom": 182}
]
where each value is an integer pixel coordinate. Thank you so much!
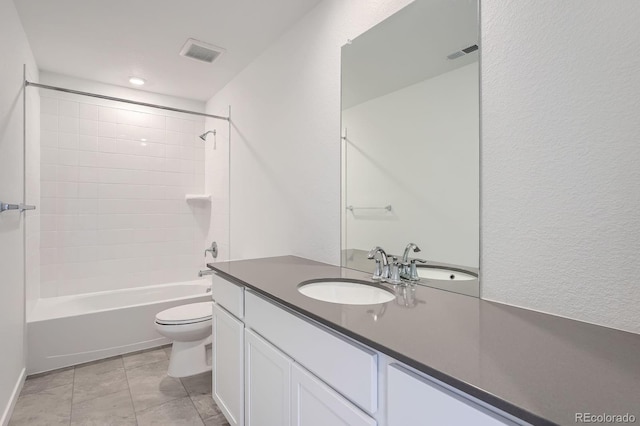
[{"left": 9, "top": 346, "right": 229, "bottom": 426}]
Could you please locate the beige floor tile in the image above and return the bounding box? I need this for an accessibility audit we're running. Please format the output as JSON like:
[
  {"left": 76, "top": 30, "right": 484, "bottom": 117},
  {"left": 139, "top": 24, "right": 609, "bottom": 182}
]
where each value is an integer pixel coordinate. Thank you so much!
[
  {"left": 181, "top": 372, "right": 211, "bottom": 396},
  {"left": 9, "top": 383, "right": 72, "bottom": 426},
  {"left": 136, "top": 396, "right": 204, "bottom": 426},
  {"left": 73, "top": 366, "right": 129, "bottom": 404},
  {"left": 123, "top": 348, "right": 168, "bottom": 370},
  {"left": 126, "top": 359, "right": 187, "bottom": 412},
  {"left": 70, "top": 389, "right": 136, "bottom": 426},
  {"left": 21, "top": 367, "right": 74, "bottom": 396}
]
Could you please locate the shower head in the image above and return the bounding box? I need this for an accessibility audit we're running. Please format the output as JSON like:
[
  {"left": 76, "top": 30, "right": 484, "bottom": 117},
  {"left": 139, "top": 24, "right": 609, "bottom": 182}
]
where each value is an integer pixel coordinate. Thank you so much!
[{"left": 199, "top": 130, "right": 216, "bottom": 141}]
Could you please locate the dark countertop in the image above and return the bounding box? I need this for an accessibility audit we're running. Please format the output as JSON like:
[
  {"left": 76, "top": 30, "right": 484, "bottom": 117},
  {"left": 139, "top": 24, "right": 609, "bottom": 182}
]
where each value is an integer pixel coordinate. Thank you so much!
[{"left": 207, "top": 256, "right": 640, "bottom": 426}]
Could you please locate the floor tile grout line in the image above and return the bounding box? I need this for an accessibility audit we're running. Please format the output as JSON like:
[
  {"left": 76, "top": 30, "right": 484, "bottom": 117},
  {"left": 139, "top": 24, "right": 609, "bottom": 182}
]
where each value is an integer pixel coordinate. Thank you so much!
[
  {"left": 121, "top": 354, "right": 140, "bottom": 425},
  {"left": 68, "top": 366, "right": 75, "bottom": 426},
  {"left": 186, "top": 392, "right": 207, "bottom": 425}
]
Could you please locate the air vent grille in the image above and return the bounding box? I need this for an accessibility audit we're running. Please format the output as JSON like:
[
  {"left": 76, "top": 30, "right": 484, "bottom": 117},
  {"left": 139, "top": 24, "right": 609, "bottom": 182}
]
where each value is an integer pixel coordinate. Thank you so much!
[
  {"left": 180, "top": 38, "right": 225, "bottom": 64},
  {"left": 447, "top": 44, "right": 478, "bottom": 60}
]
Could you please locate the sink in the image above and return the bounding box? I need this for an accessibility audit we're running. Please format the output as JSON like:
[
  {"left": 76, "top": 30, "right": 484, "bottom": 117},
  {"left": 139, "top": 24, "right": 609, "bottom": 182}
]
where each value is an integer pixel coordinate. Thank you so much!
[
  {"left": 416, "top": 267, "right": 477, "bottom": 281},
  {"left": 298, "top": 279, "right": 395, "bottom": 305}
]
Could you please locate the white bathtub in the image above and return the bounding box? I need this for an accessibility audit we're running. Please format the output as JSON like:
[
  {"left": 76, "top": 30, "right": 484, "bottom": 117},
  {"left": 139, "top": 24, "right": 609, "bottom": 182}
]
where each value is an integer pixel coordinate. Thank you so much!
[{"left": 27, "top": 279, "right": 212, "bottom": 374}]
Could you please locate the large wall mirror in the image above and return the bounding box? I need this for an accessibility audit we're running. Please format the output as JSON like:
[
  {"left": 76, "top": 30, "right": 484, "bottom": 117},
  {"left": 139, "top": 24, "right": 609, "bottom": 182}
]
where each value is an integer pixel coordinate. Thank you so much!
[{"left": 341, "top": 0, "right": 479, "bottom": 297}]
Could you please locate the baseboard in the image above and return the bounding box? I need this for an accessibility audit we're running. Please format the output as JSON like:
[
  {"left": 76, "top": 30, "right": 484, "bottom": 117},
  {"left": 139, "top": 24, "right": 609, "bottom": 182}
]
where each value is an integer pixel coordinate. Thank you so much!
[{"left": 1, "top": 367, "right": 26, "bottom": 426}]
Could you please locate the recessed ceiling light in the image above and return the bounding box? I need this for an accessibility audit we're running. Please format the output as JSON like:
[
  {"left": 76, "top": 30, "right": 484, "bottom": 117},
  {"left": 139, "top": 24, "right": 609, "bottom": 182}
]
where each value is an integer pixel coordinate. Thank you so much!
[
  {"left": 129, "top": 77, "right": 145, "bottom": 86},
  {"left": 140, "top": 138, "right": 147, "bottom": 142}
]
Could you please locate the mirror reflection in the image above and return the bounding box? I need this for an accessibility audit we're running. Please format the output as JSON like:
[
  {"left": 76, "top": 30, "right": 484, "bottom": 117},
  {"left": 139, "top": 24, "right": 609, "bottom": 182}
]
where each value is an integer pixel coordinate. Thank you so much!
[{"left": 341, "top": 0, "right": 479, "bottom": 297}]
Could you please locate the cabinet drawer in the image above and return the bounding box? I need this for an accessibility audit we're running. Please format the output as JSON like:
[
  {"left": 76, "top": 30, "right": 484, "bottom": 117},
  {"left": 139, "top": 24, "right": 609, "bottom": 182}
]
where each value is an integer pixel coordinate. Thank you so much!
[
  {"left": 212, "top": 273, "right": 244, "bottom": 319},
  {"left": 387, "top": 364, "right": 520, "bottom": 426},
  {"left": 245, "top": 291, "right": 377, "bottom": 414}
]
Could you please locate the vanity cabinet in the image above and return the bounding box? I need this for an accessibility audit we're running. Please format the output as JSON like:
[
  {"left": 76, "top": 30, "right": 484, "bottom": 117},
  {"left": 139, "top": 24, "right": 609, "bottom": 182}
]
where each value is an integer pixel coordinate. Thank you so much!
[
  {"left": 211, "top": 275, "right": 246, "bottom": 426},
  {"left": 210, "top": 273, "right": 524, "bottom": 426},
  {"left": 245, "top": 328, "right": 291, "bottom": 426},
  {"left": 291, "top": 363, "right": 377, "bottom": 426},
  {"left": 387, "top": 364, "right": 517, "bottom": 426}
]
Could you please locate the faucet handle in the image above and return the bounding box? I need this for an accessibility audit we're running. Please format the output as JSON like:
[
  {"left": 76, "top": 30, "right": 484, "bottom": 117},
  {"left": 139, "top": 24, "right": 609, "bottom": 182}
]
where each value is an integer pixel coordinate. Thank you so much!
[
  {"left": 372, "top": 259, "right": 382, "bottom": 280},
  {"left": 388, "top": 257, "right": 402, "bottom": 284},
  {"left": 408, "top": 258, "right": 427, "bottom": 281}
]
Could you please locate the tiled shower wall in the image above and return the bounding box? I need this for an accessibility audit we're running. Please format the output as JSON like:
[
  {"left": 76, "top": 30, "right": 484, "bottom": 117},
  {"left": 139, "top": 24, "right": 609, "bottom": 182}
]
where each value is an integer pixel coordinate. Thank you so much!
[{"left": 39, "top": 90, "right": 209, "bottom": 297}]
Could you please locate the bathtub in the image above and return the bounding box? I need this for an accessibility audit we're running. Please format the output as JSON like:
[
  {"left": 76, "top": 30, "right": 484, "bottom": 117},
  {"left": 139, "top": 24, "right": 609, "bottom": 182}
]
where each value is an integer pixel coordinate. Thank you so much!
[{"left": 27, "top": 279, "right": 211, "bottom": 374}]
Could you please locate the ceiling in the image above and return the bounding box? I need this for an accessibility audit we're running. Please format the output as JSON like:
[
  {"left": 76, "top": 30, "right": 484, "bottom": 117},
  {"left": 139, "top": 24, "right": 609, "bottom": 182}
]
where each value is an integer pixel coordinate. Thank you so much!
[
  {"left": 14, "top": 0, "right": 322, "bottom": 101},
  {"left": 341, "top": 0, "right": 478, "bottom": 109}
]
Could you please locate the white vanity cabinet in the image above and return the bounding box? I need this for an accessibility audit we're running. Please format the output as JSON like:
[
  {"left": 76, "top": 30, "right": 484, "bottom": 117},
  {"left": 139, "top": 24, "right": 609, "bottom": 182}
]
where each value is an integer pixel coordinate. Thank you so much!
[
  {"left": 211, "top": 275, "right": 246, "bottom": 426},
  {"left": 210, "top": 273, "right": 524, "bottom": 426},
  {"left": 387, "top": 364, "right": 518, "bottom": 426},
  {"left": 245, "top": 328, "right": 291, "bottom": 426},
  {"left": 291, "top": 363, "right": 377, "bottom": 426}
]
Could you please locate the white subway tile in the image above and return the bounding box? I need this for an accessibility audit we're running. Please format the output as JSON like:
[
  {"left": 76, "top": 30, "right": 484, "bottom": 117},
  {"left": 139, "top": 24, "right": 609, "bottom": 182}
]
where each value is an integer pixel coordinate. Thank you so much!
[
  {"left": 79, "top": 119, "right": 98, "bottom": 136},
  {"left": 41, "top": 98, "right": 58, "bottom": 115},
  {"left": 41, "top": 130, "right": 58, "bottom": 148},
  {"left": 57, "top": 149, "right": 79, "bottom": 166},
  {"left": 57, "top": 182, "right": 78, "bottom": 198},
  {"left": 41, "top": 215, "right": 57, "bottom": 231},
  {"left": 98, "top": 106, "right": 118, "bottom": 123},
  {"left": 58, "top": 100, "right": 79, "bottom": 118},
  {"left": 58, "top": 116, "right": 79, "bottom": 134},
  {"left": 41, "top": 231, "right": 58, "bottom": 248},
  {"left": 98, "top": 137, "right": 117, "bottom": 153},
  {"left": 78, "top": 135, "right": 97, "bottom": 151},
  {"left": 78, "top": 183, "right": 98, "bottom": 198},
  {"left": 79, "top": 103, "right": 98, "bottom": 120},
  {"left": 77, "top": 167, "right": 99, "bottom": 183},
  {"left": 41, "top": 113, "right": 58, "bottom": 131},
  {"left": 147, "top": 114, "right": 165, "bottom": 130},
  {"left": 57, "top": 166, "right": 78, "bottom": 182},
  {"left": 98, "top": 121, "right": 117, "bottom": 138},
  {"left": 58, "top": 132, "right": 79, "bottom": 150},
  {"left": 41, "top": 148, "right": 58, "bottom": 165},
  {"left": 78, "top": 151, "right": 99, "bottom": 167}
]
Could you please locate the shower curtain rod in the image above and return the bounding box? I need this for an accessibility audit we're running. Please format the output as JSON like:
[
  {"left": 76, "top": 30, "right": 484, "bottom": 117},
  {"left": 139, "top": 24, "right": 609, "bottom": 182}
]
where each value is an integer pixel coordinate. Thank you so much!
[{"left": 25, "top": 81, "right": 230, "bottom": 122}]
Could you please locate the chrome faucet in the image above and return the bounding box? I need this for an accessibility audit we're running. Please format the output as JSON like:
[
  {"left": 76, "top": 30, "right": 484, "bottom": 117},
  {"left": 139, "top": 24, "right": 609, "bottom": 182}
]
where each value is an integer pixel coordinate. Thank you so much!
[
  {"left": 401, "top": 243, "right": 426, "bottom": 281},
  {"left": 367, "top": 246, "right": 390, "bottom": 280},
  {"left": 402, "top": 243, "right": 421, "bottom": 263}
]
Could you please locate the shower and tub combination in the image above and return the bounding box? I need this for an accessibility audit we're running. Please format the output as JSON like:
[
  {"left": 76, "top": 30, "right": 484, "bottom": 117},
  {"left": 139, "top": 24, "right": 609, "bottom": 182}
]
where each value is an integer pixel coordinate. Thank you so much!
[{"left": 24, "top": 79, "right": 231, "bottom": 376}]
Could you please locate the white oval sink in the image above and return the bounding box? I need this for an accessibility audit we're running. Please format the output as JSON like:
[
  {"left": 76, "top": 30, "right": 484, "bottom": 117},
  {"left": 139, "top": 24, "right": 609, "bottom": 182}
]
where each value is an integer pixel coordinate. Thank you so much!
[
  {"left": 298, "top": 280, "right": 395, "bottom": 305},
  {"left": 417, "top": 267, "right": 477, "bottom": 281}
]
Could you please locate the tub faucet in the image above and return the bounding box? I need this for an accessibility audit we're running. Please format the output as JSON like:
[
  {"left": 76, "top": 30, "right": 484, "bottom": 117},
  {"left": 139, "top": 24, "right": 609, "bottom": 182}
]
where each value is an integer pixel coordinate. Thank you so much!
[
  {"left": 368, "top": 246, "right": 390, "bottom": 280},
  {"left": 198, "top": 269, "right": 215, "bottom": 278}
]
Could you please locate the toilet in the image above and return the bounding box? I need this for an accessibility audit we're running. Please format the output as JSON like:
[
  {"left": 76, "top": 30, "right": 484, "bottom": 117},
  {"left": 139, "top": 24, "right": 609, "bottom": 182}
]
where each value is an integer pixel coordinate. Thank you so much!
[{"left": 155, "top": 301, "right": 213, "bottom": 378}]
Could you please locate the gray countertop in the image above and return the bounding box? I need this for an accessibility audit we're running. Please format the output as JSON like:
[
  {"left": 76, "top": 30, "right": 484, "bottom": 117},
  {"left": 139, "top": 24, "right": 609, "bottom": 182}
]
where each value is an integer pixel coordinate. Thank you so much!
[{"left": 207, "top": 256, "right": 640, "bottom": 426}]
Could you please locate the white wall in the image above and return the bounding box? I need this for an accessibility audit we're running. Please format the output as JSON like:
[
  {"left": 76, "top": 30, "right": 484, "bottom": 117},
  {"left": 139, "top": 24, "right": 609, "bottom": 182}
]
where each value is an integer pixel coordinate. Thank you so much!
[
  {"left": 206, "top": 0, "right": 412, "bottom": 263},
  {"left": 0, "top": 0, "right": 38, "bottom": 423},
  {"left": 481, "top": 1, "right": 640, "bottom": 334},
  {"left": 37, "top": 73, "right": 209, "bottom": 297},
  {"left": 343, "top": 63, "right": 479, "bottom": 267}
]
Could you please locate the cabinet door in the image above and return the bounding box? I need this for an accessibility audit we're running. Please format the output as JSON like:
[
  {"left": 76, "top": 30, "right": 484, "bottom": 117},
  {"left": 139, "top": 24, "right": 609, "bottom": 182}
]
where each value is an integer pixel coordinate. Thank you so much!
[
  {"left": 387, "top": 364, "right": 519, "bottom": 426},
  {"left": 245, "top": 329, "right": 291, "bottom": 426},
  {"left": 291, "top": 363, "right": 376, "bottom": 426},
  {"left": 212, "top": 303, "right": 244, "bottom": 426}
]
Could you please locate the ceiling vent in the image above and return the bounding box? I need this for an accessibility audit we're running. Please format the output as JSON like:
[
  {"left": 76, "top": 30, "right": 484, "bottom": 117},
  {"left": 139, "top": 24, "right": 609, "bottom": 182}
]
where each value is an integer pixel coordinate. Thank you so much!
[
  {"left": 447, "top": 44, "right": 478, "bottom": 60},
  {"left": 180, "top": 38, "right": 225, "bottom": 64}
]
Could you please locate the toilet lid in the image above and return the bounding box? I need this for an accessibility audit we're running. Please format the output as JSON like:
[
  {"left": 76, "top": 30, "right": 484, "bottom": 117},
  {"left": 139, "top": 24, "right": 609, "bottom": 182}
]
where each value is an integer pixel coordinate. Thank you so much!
[{"left": 156, "top": 302, "right": 213, "bottom": 325}]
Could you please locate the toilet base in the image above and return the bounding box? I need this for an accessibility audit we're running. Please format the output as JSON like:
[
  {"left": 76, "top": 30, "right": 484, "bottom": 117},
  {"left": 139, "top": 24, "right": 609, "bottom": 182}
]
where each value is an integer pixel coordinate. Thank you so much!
[{"left": 167, "top": 335, "right": 212, "bottom": 378}]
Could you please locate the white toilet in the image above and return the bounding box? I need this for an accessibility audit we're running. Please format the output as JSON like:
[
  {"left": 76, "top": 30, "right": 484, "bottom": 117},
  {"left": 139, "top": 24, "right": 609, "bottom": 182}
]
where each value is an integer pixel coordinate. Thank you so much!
[{"left": 155, "top": 301, "right": 213, "bottom": 378}]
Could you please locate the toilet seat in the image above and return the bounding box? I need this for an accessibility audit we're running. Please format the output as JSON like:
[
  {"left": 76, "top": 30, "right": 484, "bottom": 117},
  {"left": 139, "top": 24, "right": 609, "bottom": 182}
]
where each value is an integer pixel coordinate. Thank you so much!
[{"left": 155, "top": 301, "right": 212, "bottom": 325}]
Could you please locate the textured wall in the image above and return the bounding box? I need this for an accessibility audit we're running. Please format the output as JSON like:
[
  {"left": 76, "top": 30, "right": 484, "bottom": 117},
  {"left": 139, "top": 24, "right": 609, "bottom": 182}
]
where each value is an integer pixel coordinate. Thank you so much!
[
  {"left": 206, "top": 0, "right": 412, "bottom": 263},
  {"left": 481, "top": 1, "right": 640, "bottom": 333},
  {"left": 0, "top": 0, "right": 38, "bottom": 422}
]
